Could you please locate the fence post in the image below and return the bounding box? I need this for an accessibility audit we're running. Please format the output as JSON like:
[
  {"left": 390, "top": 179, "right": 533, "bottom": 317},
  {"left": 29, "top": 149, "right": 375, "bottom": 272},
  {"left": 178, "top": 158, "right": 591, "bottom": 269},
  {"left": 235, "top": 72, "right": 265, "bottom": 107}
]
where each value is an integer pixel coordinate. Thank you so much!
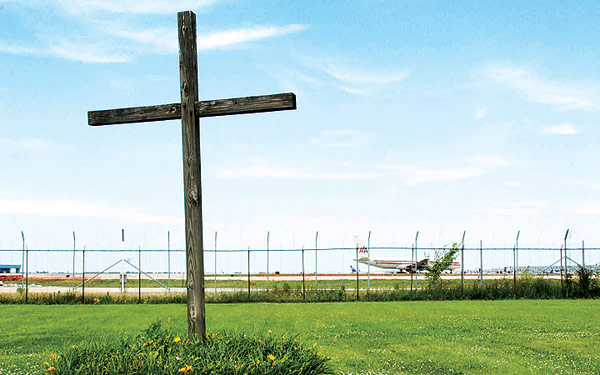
[
  {"left": 72, "top": 231, "right": 76, "bottom": 292},
  {"left": 82, "top": 247, "right": 85, "bottom": 304},
  {"left": 266, "top": 231, "right": 270, "bottom": 290},
  {"left": 564, "top": 229, "right": 569, "bottom": 298},
  {"left": 168, "top": 231, "right": 171, "bottom": 293},
  {"left": 460, "top": 231, "right": 465, "bottom": 290},
  {"left": 214, "top": 231, "right": 217, "bottom": 294},
  {"left": 410, "top": 244, "right": 414, "bottom": 292},
  {"left": 513, "top": 230, "right": 519, "bottom": 297},
  {"left": 25, "top": 245, "right": 29, "bottom": 303},
  {"left": 315, "top": 231, "right": 319, "bottom": 286},
  {"left": 560, "top": 244, "right": 564, "bottom": 297},
  {"left": 138, "top": 246, "right": 141, "bottom": 304},
  {"left": 582, "top": 240, "right": 585, "bottom": 268},
  {"left": 302, "top": 245, "right": 306, "bottom": 301},
  {"left": 247, "top": 246, "right": 251, "bottom": 300},
  {"left": 21, "top": 231, "right": 25, "bottom": 289},
  {"left": 355, "top": 245, "right": 359, "bottom": 301},
  {"left": 367, "top": 231, "right": 371, "bottom": 291},
  {"left": 480, "top": 240, "right": 483, "bottom": 287},
  {"left": 414, "top": 231, "right": 419, "bottom": 288}
]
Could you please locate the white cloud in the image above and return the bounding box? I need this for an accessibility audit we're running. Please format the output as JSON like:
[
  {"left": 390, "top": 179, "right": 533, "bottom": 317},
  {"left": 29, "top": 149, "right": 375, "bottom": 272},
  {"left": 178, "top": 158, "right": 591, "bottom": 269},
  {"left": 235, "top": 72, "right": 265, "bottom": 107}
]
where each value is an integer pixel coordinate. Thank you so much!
[
  {"left": 475, "top": 107, "right": 486, "bottom": 120},
  {"left": 54, "top": 0, "right": 218, "bottom": 15},
  {"left": 564, "top": 202, "right": 600, "bottom": 215},
  {"left": 464, "top": 200, "right": 549, "bottom": 216},
  {"left": 466, "top": 154, "right": 516, "bottom": 167},
  {"left": 0, "top": 41, "right": 36, "bottom": 55},
  {"left": 217, "top": 165, "right": 377, "bottom": 180},
  {"left": 319, "top": 63, "right": 409, "bottom": 85},
  {"left": 539, "top": 123, "right": 579, "bottom": 135},
  {"left": 309, "top": 129, "right": 375, "bottom": 148},
  {"left": 48, "top": 40, "right": 131, "bottom": 63},
  {"left": 483, "top": 65, "right": 600, "bottom": 111},
  {"left": 403, "top": 167, "right": 485, "bottom": 185},
  {"left": 0, "top": 137, "right": 66, "bottom": 151},
  {"left": 197, "top": 24, "right": 307, "bottom": 50},
  {"left": 0, "top": 197, "right": 179, "bottom": 225}
]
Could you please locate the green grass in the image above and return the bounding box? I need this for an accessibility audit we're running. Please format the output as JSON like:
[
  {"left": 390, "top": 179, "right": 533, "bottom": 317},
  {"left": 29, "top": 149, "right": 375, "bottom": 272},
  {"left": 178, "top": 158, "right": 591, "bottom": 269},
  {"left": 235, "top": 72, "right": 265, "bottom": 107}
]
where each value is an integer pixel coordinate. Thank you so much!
[{"left": 1, "top": 300, "right": 599, "bottom": 374}]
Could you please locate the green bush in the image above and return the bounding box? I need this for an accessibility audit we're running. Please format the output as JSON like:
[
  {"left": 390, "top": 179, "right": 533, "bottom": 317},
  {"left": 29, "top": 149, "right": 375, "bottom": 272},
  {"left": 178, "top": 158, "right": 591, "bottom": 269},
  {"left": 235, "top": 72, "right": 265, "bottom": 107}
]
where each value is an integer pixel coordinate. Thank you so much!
[{"left": 42, "top": 321, "right": 332, "bottom": 374}]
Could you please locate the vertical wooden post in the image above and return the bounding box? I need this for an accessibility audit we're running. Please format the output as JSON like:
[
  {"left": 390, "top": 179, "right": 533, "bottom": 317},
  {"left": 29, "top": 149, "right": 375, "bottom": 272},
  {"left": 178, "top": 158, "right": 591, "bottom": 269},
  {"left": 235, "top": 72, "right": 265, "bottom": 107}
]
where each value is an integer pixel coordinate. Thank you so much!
[
  {"left": 178, "top": 10, "right": 205, "bottom": 339},
  {"left": 355, "top": 246, "right": 359, "bottom": 301},
  {"left": 302, "top": 245, "right": 305, "bottom": 301}
]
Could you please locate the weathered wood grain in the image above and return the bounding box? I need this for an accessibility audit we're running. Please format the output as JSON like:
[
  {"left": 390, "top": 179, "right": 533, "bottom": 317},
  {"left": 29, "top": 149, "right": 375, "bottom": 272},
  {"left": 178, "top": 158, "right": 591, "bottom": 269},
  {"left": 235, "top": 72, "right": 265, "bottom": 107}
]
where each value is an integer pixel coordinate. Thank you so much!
[
  {"left": 178, "top": 10, "right": 206, "bottom": 340},
  {"left": 88, "top": 93, "right": 296, "bottom": 126}
]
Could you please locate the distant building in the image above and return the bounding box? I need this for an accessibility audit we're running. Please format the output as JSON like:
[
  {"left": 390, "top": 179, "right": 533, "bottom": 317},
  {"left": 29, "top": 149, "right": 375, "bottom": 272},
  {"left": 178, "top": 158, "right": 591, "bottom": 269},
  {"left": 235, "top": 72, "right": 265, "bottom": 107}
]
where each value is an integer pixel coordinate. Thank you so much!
[{"left": 0, "top": 264, "right": 21, "bottom": 273}]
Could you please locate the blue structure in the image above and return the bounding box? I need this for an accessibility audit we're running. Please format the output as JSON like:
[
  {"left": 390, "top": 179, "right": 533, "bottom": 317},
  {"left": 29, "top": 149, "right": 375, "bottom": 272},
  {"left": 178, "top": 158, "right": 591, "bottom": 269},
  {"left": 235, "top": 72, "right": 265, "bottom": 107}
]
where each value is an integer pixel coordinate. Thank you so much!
[{"left": 0, "top": 264, "right": 21, "bottom": 273}]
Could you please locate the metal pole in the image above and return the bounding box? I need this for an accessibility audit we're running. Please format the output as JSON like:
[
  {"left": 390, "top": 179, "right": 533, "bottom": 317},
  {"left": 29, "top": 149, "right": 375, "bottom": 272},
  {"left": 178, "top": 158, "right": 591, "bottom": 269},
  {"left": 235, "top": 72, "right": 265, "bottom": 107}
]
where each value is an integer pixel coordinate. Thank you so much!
[
  {"left": 582, "top": 240, "right": 585, "bottom": 269},
  {"left": 355, "top": 245, "right": 359, "bottom": 301},
  {"left": 138, "top": 246, "right": 141, "bottom": 304},
  {"left": 25, "top": 245, "right": 29, "bottom": 303},
  {"left": 513, "top": 230, "right": 519, "bottom": 297},
  {"left": 21, "top": 231, "right": 25, "bottom": 288},
  {"left": 315, "top": 231, "right": 319, "bottom": 285},
  {"left": 367, "top": 230, "right": 371, "bottom": 290},
  {"left": 266, "top": 231, "right": 270, "bottom": 286},
  {"left": 247, "top": 246, "right": 251, "bottom": 300},
  {"left": 410, "top": 244, "right": 414, "bottom": 292},
  {"left": 72, "top": 231, "right": 76, "bottom": 292},
  {"left": 168, "top": 231, "right": 171, "bottom": 293},
  {"left": 564, "top": 229, "right": 569, "bottom": 297},
  {"left": 414, "top": 231, "right": 419, "bottom": 288},
  {"left": 460, "top": 231, "right": 465, "bottom": 290},
  {"left": 515, "top": 230, "right": 520, "bottom": 275},
  {"left": 302, "top": 245, "right": 306, "bottom": 300},
  {"left": 560, "top": 244, "right": 564, "bottom": 297},
  {"left": 214, "top": 231, "right": 217, "bottom": 294},
  {"left": 480, "top": 240, "right": 483, "bottom": 287},
  {"left": 82, "top": 247, "right": 85, "bottom": 303},
  {"left": 121, "top": 229, "right": 125, "bottom": 293}
]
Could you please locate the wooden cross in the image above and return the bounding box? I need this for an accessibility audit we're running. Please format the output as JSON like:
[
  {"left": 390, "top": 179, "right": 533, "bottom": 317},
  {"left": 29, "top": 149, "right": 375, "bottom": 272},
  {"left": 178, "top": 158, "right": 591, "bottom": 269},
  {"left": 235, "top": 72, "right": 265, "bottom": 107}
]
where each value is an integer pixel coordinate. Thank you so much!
[{"left": 88, "top": 10, "right": 296, "bottom": 338}]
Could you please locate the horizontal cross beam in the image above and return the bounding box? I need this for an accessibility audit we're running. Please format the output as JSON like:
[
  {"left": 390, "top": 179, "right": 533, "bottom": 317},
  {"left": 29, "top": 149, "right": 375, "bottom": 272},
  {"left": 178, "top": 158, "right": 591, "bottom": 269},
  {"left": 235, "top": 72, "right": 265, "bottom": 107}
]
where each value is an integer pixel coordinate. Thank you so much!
[{"left": 88, "top": 93, "right": 296, "bottom": 126}]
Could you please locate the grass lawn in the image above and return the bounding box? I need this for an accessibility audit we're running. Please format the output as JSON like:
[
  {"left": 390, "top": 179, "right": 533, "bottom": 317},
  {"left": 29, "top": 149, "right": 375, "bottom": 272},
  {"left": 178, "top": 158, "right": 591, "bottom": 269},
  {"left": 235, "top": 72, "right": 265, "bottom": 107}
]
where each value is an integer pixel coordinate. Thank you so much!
[{"left": 1, "top": 300, "right": 598, "bottom": 374}]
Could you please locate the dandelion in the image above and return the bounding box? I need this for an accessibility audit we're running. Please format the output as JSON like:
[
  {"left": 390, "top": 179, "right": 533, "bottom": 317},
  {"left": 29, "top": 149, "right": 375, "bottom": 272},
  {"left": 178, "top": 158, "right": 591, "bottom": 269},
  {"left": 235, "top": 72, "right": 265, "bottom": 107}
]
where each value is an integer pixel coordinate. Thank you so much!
[
  {"left": 210, "top": 333, "right": 217, "bottom": 338},
  {"left": 43, "top": 362, "right": 50, "bottom": 367},
  {"left": 47, "top": 367, "right": 55, "bottom": 372},
  {"left": 173, "top": 337, "right": 181, "bottom": 343},
  {"left": 313, "top": 342, "right": 317, "bottom": 348},
  {"left": 178, "top": 365, "right": 193, "bottom": 373},
  {"left": 267, "top": 354, "right": 275, "bottom": 361},
  {"left": 143, "top": 342, "right": 149, "bottom": 347},
  {"left": 49, "top": 353, "right": 57, "bottom": 360},
  {"left": 258, "top": 339, "right": 264, "bottom": 344},
  {"left": 71, "top": 345, "right": 77, "bottom": 349},
  {"left": 267, "top": 330, "right": 272, "bottom": 334}
]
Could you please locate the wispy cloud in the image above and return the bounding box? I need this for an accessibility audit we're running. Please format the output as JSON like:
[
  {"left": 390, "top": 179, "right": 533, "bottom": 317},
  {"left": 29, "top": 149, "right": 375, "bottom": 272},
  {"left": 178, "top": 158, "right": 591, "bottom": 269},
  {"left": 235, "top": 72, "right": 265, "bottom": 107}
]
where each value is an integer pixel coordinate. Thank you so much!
[
  {"left": 198, "top": 24, "right": 307, "bottom": 50},
  {"left": 0, "top": 137, "right": 67, "bottom": 151},
  {"left": 0, "top": 196, "right": 179, "bottom": 225},
  {"left": 474, "top": 106, "right": 486, "bottom": 120},
  {"left": 466, "top": 154, "right": 516, "bottom": 167},
  {"left": 464, "top": 200, "right": 549, "bottom": 216},
  {"left": 319, "top": 63, "right": 408, "bottom": 85},
  {"left": 217, "top": 165, "right": 377, "bottom": 180},
  {"left": 53, "top": 0, "right": 218, "bottom": 15},
  {"left": 564, "top": 202, "right": 600, "bottom": 215},
  {"left": 309, "top": 129, "right": 375, "bottom": 148},
  {"left": 0, "top": 41, "right": 36, "bottom": 55},
  {"left": 48, "top": 39, "right": 131, "bottom": 63},
  {"left": 483, "top": 65, "right": 600, "bottom": 111},
  {"left": 376, "top": 165, "right": 485, "bottom": 185},
  {"left": 539, "top": 123, "right": 579, "bottom": 135}
]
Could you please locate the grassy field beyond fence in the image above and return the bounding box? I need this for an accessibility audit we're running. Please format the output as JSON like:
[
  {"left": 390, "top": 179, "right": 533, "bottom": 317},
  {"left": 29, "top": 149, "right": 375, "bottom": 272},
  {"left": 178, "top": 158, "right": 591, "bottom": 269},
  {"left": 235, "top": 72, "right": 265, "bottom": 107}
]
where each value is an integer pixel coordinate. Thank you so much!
[{"left": 1, "top": 300, "right": 599, "bottom": 374}]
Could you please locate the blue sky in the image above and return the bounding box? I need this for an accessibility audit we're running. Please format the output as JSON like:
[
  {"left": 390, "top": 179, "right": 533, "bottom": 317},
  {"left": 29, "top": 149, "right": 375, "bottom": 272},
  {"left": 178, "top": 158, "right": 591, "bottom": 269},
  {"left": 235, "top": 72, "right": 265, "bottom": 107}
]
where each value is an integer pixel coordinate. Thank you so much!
[{"left": 1, "top": 1, "right": 599, "bottom": 272}]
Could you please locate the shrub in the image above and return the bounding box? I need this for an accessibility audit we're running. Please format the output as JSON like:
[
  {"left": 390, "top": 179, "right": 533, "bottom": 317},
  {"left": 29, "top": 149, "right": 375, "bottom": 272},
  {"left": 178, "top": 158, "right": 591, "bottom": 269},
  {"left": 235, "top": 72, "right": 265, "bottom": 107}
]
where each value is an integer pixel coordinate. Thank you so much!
[{"left": 42, "top": 321, "right": 332, "bottom": 374}]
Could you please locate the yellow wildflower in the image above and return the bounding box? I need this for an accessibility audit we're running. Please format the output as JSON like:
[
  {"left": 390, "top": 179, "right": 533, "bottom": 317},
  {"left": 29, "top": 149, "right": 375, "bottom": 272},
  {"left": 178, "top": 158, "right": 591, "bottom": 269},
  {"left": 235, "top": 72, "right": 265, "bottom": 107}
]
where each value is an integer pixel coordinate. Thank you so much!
[
  {"left": 258, "top": 339, "right": 264, "bottom": 344},
  {"left": 49, "top": 353, "right": 57, "bottom": 360},
  {"left": 173, "top": 337, "right": 181, "bottom": 343},
  {"left": 47, "top": 367, "right": 55, "bottom": 372},
  {"left": 143, "top": 342, "right": 149, "bottom": 347},
  {"left": 43, "top": 361, "right": 50, "bottom": 367},
  {"left": 210, "top": 333, "right": 217, "bottom": 338},
  {"left": 313, "top": 342, "right": 317, "bottom": 348},
  {"left": 178, "top": 365, "right": 193, "bottom": 373},
  {"left": 267, "top": 329, "right": 272, "bottom": 334},
  {"left": 267, "top": 354, "right": 275, "bottom": 361},
  {"left": 71, "top": 345, "right": 77, "bottom": 349}
]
